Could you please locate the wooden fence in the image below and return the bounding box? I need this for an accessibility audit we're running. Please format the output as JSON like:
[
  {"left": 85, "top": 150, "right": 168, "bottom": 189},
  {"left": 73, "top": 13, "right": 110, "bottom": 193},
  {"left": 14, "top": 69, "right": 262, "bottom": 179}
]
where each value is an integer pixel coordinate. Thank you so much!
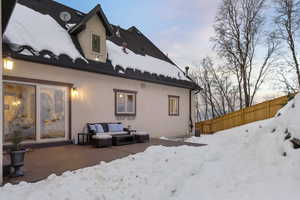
[{"left": 195, "top": 94, "right": 294, "bottom": 134}]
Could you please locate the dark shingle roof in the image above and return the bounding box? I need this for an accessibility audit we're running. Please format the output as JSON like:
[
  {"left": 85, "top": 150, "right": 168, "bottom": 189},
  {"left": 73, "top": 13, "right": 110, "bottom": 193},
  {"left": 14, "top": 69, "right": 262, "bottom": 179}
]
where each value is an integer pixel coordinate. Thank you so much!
[
  {"left": 2, "top": 0, "right": 17, "bottom": 33},
  {"left": 109, "top": 25, "right": 176, "bottom": 65}
]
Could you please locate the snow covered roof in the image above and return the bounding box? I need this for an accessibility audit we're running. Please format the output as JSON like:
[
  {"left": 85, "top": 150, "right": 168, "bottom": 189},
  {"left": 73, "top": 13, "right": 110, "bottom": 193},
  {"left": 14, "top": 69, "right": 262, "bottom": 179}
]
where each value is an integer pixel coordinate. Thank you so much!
[
  {"left": 2, "top": 0, "right": 198, "bottom": 89},
  {"left": 4, "top": 4, "right": 85, "bottom": 61},
  {"left": 107, "top": 41, "right": 186, "bottom": 80}
]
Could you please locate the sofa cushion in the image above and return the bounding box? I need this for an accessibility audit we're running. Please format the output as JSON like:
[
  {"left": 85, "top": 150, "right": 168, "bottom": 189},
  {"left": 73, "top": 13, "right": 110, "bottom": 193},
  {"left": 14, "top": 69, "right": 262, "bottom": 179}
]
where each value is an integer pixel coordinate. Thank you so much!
[
  {"left": 100, "top": 123, "right": 109, "bottom": 132},
  {"left": 88, "top": 124, "right": 97, "bottom": 133},
  {"left": 108, "top": 123, "right": 124, "bottom": 132},
  {"left": 95, "top": 124, "right": 104, "bottom": 133},
  {"left": 106, "top": 131, "right": 128, "bottom": 136},
  {"left": 134, "top": 131, "right": 149, "bottom": 136},
  {"left": 93, "top": 134, "right": 112, "bottom": 139}
]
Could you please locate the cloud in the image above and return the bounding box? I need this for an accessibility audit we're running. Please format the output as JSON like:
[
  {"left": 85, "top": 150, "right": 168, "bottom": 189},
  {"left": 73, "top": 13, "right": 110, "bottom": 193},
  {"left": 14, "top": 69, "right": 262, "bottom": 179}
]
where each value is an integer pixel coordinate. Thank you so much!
[
  {"left": 157, "top": 27, "right": 215, "bottom": 68},
  {"left": 148, "top": 0, "right": 221, "bottom": 69}
]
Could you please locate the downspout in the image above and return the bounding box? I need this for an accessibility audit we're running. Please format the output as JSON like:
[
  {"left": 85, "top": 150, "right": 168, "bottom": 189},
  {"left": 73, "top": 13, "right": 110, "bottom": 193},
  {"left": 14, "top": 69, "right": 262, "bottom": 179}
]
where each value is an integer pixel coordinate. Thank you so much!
[
  {"left": 185, "top": 66, "right": 202, "bottom": 137},
  {"left": 189, "top": 88, "right": 201, "bottom": 136},
  {"left": 189, "top": 89, "right": 192, "bottom": 133}
]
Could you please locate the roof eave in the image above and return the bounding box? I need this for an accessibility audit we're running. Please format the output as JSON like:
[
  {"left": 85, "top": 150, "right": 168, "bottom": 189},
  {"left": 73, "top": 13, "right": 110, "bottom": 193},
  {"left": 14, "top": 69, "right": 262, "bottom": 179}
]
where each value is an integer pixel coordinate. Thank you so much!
[{"left": 2, "top": 44, "right": 196, "bottom": 90}]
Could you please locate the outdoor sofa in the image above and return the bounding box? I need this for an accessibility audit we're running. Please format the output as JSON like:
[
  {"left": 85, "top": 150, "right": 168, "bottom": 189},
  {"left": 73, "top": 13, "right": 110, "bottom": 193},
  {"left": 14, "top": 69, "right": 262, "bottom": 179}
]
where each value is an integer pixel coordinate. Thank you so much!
[{"left": 87, "top": 122, "right": 135, "bottom": 146}]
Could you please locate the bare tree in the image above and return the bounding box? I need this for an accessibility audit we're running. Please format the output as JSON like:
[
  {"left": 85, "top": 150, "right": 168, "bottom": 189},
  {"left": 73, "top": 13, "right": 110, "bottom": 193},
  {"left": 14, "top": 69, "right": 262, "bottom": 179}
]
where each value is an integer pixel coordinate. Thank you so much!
[
  {"left": 212, "top": 0, "right": 278, "bottom": 107},
  {"left": 191, "top": 57, "right": 239, "bottom": 121},
  {"left": 274, "top": 65, "right": 299, "bottom": 93},
  {"left": 274, "top": 0, "right": 300, "bottom": 89}
]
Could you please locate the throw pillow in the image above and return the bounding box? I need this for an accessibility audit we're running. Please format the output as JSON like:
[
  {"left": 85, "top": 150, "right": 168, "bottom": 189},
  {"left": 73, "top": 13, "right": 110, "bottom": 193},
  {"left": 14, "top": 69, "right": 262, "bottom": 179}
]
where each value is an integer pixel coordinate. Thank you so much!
[{"left": 95, "top": 124, "right": 105, "bottom": 133}]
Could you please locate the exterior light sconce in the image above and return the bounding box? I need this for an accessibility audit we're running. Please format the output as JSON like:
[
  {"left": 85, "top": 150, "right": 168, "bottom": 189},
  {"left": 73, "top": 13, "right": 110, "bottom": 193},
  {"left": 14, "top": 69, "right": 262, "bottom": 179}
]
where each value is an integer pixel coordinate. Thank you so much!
[
  {"left": 71, "top": 87, "right": 79, "bottom": 98},
  {"left": 3, "top": 56, "right": 14, "bottom": 70}
]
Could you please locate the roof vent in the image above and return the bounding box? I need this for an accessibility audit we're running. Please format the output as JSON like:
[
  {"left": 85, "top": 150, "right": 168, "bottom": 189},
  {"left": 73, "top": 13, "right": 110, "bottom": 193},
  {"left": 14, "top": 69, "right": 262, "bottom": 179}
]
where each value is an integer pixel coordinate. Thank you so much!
[
  {"left": 185, "top": 66, "right": 190, "bottom": 76},
  {"left": 122, "top": 42, "right": 128, "bottom": 54},
  {"left": 116, "top": 27, "right": 121, "bottom": 38},
  {"left": 60, "top": 11, "right": 72, "bottom": 23}
]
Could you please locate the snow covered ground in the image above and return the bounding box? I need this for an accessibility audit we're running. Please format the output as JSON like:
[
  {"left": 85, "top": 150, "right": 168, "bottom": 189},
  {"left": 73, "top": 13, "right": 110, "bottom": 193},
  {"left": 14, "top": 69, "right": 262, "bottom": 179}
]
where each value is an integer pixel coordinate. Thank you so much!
[{"left": 1, "top": 95, "right": 300, "bottom": 199}]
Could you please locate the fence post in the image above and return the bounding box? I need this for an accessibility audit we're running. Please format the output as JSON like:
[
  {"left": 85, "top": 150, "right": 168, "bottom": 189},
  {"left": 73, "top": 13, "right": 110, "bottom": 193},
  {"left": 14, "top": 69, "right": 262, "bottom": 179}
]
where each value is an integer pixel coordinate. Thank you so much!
[
  {"left": 267, "top": 101, "right": 271, "bottom": 118},
  {"left": 241, "top": 109, "right": 245, "bottom": 125}
]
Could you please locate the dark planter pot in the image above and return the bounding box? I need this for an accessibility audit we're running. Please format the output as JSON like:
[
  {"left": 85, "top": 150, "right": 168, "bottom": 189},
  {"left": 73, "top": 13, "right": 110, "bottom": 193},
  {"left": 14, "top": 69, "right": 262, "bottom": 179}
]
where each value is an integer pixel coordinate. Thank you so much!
[{"left": 10, "top": 149, "right": 26, "bottom": 177}]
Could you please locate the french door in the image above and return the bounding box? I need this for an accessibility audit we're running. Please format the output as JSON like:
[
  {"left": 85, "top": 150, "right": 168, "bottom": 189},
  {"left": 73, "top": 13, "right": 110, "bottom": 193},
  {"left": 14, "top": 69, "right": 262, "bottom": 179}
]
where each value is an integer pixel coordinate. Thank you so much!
[{"left": 3, "top": 81, "right": 69, "bottom": 144}]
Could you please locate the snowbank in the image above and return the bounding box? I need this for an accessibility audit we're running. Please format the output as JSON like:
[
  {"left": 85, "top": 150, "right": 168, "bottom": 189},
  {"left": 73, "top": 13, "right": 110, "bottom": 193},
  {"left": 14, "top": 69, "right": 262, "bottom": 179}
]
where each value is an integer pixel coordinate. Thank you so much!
[
  {"left": 4, "top": 4, "right": 85, "bottom": 61},
  {"left": 107, "top": 41, "right": 187, "bottom": 80}
]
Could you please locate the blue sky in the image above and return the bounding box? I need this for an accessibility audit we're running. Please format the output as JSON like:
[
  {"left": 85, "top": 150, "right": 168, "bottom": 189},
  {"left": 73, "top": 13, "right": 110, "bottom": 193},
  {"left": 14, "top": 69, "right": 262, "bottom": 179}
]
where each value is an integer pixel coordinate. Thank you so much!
[{"left": 56, "top": 0, "right": 220, "bottom": 68}]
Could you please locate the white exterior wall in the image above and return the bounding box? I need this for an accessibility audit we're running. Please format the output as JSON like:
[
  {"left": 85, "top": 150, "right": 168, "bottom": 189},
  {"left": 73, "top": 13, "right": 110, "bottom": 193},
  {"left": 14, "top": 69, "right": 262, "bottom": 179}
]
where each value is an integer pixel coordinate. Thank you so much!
[
  {"left": 0, "top": 2, "right": 3, "bottom": 185},
  {"left": 4, "top": 59, "right": 192, "bottom": 140}
]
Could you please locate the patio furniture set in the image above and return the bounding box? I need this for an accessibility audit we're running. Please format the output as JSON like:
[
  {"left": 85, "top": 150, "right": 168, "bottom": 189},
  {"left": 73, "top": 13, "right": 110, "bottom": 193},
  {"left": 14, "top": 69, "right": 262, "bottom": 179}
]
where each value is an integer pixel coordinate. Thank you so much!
[{"left": 78, "top": 122, "right": 150, "bottom": 148}]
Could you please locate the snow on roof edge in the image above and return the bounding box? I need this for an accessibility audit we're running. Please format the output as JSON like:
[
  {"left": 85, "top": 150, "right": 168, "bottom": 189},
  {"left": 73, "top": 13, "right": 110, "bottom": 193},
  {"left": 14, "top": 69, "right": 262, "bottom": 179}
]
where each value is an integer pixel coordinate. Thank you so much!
[{"left": 3, "top": 3, "right": 86, "bottom": 62}]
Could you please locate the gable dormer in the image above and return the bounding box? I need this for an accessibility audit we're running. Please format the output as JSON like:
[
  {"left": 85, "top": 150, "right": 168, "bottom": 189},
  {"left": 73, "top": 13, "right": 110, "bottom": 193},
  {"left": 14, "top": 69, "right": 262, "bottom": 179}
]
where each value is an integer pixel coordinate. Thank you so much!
[{"left": 69, "top": 5, "right": 112, "bottom": 62}]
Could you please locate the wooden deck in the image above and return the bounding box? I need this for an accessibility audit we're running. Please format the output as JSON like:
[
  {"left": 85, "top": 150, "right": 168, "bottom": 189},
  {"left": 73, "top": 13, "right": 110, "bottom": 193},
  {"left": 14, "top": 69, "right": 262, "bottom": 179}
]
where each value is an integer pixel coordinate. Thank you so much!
[{"left": 3, "top": 138, "right": 204, "bottom": 184}]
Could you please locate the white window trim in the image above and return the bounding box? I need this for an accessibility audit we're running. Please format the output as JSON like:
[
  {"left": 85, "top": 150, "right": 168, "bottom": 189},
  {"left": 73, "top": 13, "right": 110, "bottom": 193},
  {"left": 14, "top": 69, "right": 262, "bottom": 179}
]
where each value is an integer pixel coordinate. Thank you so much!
[
  {"left": 168, "top": 95, "right": 180, "bottom": 116},
  {"left": 90, "top": 31, "right": 102, "bottom": 56},
  {"left": 114, "top": 90, "right": 137, "bottom": 116}
]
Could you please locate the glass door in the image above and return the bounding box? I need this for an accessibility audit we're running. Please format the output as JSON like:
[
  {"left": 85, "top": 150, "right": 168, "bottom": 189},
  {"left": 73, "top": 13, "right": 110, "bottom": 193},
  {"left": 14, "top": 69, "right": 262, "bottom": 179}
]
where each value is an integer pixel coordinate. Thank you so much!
[
  {"left": 3, "top": 83, "right": 36, "bottom": 143},
  {"left": 38, "top": 86, "right": 69, "bottom": 141},
  {"left": 3, "top": 81, "right": 69, "bottom": 144}
]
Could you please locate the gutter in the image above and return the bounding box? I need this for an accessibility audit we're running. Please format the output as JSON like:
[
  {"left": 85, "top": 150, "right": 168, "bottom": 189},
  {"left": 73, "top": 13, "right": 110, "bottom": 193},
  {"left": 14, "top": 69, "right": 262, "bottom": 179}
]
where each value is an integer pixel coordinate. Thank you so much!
[{"left": 189, "top": 87, "right": 201, "bottom": 135}]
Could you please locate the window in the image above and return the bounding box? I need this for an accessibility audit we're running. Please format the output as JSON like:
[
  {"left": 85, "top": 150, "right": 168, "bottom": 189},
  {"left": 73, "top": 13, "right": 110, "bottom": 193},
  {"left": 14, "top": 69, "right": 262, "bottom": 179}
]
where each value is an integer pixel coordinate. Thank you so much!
[
  {"left": 168, "top": 96, "right": 179, "bottom": 116},
  {"left": 92, "top": 33, "right": 101, "bottom": 53},
  {"left": 114, "top": 89, "right": 137, "bottom": 116},
  {"left": 40, "top": 86, "right": 67, "bottom": 139}
]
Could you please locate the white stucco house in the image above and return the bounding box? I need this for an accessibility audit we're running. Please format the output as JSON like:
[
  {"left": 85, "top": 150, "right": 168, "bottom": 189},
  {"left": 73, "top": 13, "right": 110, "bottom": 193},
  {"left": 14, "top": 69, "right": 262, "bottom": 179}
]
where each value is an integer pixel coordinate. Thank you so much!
[{"left": 1, "top": 0, "right": 200, "bottom": 149}]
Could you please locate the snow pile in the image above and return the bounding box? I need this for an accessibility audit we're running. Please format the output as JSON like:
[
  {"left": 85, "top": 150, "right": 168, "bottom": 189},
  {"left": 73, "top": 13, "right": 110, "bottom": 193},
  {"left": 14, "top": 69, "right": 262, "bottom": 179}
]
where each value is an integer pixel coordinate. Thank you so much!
[
  {"left": 107, "top": 41, "right": 187, "bottom": 80},
  {"left": 4, "top": 4, "right": 85, "bottom": 61}
]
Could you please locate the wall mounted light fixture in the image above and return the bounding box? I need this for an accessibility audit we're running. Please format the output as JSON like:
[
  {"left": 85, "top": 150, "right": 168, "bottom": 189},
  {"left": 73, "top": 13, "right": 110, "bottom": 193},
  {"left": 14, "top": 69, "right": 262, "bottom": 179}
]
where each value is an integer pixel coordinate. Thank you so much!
[
  {"left": 71, "top": 87, "right": 79, "bottom": 98},
  {"left": 3, "top": 56, "right": 14, "bottom": 70}
]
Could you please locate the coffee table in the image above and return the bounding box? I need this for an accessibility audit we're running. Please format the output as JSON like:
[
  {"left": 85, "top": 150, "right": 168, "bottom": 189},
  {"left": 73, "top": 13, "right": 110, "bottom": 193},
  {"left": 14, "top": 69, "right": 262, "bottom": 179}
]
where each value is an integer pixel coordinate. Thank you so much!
[{"left": 112, "top": 134, "right": 135, "bottom": 146}]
